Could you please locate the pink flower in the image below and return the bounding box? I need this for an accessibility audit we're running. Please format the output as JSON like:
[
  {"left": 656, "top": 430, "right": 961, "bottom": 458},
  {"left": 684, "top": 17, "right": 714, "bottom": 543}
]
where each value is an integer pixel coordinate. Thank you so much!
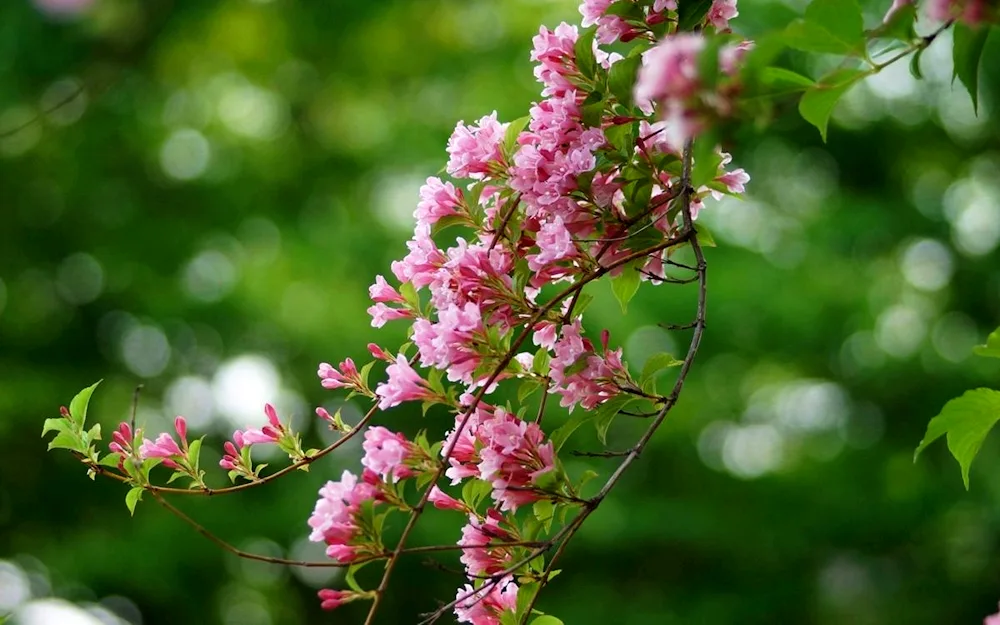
[
  {"left": 412, "top": 302, "right": 486, "bottom": 384},
  {"left": 390, "top": 224, "right": 447, "bottom": 288},
  {"left": 458, "top": 511, "right": 515, "bottom": 576},
  {"left": 527, "top": 216, "right": 578, "bottom": 271},
  {"left": 706, "top": 0, "right": 739, "bottom": 31},
  {"left": 635, "top": 33, "right": 705, "bottom": 113},
  {"left": 361, "top": 426, "right": 416, "bottom": 483},
  {"left": 928, "top": 0, "right": 991, "bottom": 24},
  {"left": 368, "top": 302, "right": 413, "bottom": 328},
  {"left": 375, "top": 355, "right": 435, "bottom": 410},
  {"left": 984, "top": 603, "right": 1000, "bottom": 625},
  {"left": 475, "top": 407, "right": 557, "bottom": 511},
  {"left": 138, "top": 433, "right": 182, "bottom": 459},
  {"left": 532, "top": 321, "right": 558, "bottom": 350},
  {"left": 429, "top": 485, "right": 468, "bottom": 512},
  {"left": 531, "top": 23, "right": 579, "bottom": 95},
  {"left": 238, "top": 427, "right": 280, "bottom": 445},
  {"left": 368, "top": 275, "right": 404, "bottom": 304},
  {"left": 446, "top": 112, "right": 507, "bottom": 180},
  {"left": 454, "top": 578, "right": 519, "bottom": 625},
  {"left": 308, "top": 470, "right": 381, "bottom": 562},
  {"left": 550, "top": 320, "right": 629, "bottom": 411},
  {"left": 318, "top": 359, "right": 362, "bottom": 391},
  {"left": 416, "top": 177, "right": 464, "bottom": 226}
]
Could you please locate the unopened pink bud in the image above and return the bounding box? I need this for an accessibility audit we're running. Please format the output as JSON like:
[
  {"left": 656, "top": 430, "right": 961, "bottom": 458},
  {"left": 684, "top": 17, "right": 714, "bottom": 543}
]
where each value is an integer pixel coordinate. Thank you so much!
[
  {"left": 109, "top": 442, "right": 125, "bottom": 455},
  {"left": 174, "top": 416, "right": 187, "bottom": 442},
  {"left": 315, "top": 407, "right": 333, "bottom": 422},
  {"left": 318, "top": 589, "right": 351, "bottom": 611},
  {"left": 600, "top": 329, "right": 610, "bottom": 352},
  {"left": 162, "top": 458, "right": 179, "bottom": 469},
  {"left": 264, "top": 403, "right": 281, "bottom": 429},
  {"left": 118, "top": 422, "right": 132, "bottom": 439},
  {"left": 223, "top": 441, "right": 239, "bottom": 457},
  {"left": 219, "top": 458, "right": 236, "bottom": 470},
  {"left": 368, "top": 343, "right": 392, "bottom": 361},
  {"left": 233, "top": 430, "right": 246, "bottom": 449},
  {"left": 60, "top": 406, "right": 70, "bottom": 418}
]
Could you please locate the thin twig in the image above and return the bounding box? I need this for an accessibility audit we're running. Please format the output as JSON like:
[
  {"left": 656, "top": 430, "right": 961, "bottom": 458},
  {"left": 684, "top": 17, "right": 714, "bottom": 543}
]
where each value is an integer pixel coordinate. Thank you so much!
[
  {"left": 364, "top": 228, "right": 695, "bottom": 625},
  {"left": 517, "top": 139, "right": 707, "bottom": 623},
  {"left": 91, "top": 403, "right": 378, "bottom": 496}
]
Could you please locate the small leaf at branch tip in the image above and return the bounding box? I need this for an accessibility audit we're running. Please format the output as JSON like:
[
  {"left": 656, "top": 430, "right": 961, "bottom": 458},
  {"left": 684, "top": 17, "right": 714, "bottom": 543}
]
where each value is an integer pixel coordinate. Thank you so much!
[
  {"left": 125, "top": 486, "right": 143, "bottom": 516},
  {"left": 972, "top": 327, "right": 1000, "bottom": 359},
  {"left": 914, "top": 388, "right": 1000, "bottom": 489},
  {"left": 69, "top": 380, "right": 103, "bottom": 427}
]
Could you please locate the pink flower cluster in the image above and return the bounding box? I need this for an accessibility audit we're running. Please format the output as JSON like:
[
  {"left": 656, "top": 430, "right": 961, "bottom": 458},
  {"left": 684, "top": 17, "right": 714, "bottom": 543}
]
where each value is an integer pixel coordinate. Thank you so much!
[
  {"left": 442, "top": 403, "right": 556, "bottom": 511},
  {"left": 927, "top": 0, "right": 995, "bottom": 24},
  {"left": 307, "top": 469, "right": 383, "bottom": 563},
  {"left": 307, "top": 0, "right": 754, "bottom": 617},
  {"left": 634, "top": 33, "right": 752, "bottom": 150},
  {"left": 550, "top": 320, "right": 630, "bottom": 410},
  {"left": 454, "top": 578, "right": 519, "bottom": 625}
]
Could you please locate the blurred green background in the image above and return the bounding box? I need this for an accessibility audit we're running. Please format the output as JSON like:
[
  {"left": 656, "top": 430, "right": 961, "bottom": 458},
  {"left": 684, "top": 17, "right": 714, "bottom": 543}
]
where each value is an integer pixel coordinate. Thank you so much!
[{"left": 2, "top": 0, "right": 1000, "bottom": 623}]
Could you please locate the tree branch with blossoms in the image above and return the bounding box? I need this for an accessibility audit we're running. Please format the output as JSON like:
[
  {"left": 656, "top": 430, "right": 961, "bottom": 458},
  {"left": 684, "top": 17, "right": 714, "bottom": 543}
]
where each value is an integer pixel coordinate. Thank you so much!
[{"left": 42, "top": 0, "right": 997, "bottom": 623}]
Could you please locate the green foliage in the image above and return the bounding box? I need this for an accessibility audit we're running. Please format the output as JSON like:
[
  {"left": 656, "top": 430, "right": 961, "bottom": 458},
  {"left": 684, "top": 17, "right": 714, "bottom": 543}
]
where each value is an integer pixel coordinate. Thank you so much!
[
  {"left": 915, "top": 389, "right": 1000, "bottom": 489},
  {"left": 610, "top": 260, "right": 642, "bottom": 314},
  {"left": 798, "top": 68, "right": 867, "bottom": 141},
  {"left": 952, "top": 24, "right": 991, "bottom": 114},
  {"left": 974, "top": 327, "right": 1000, "bottom": 359},
  {"left": 783, "top": 0, "right": 865, "bottom": 55},
  {"left": 125, "top": 486, "right": 143, "bottom": 516}
]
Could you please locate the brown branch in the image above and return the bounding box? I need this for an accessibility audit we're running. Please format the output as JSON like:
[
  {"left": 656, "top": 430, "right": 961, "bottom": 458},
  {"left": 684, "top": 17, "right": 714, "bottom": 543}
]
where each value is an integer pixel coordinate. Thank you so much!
[
  {"left": 151, "top": 488, "right": 547, "bottom": 569},
  {"left": 517, "top": 139, "right": 707, "bottom": 623},
  {"left": 363, "top": 217, "right": 695, "bottom": 625},
  {"left": 90, "top": 402, "right": 378, "bottom": 496}
]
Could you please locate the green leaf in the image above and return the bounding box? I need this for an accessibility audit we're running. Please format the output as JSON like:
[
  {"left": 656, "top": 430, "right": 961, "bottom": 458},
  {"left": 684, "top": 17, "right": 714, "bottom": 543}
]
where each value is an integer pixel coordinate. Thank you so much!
[
  {"left": 530, "top": 616, "right": 565, "bottom": 625},
  {"left": 640, "top": 352, "right": 683, "bottom": 386},
  {"left": 694, "top": 223, "right": 717, "bottom": 247},
  {"left": 677, "top": 0, "right": 712, "bottom": 31},
  {"left": 99, "top": 453, "right": 122, "bottom": 467},
  {"left": 532, "top": 499, "right": 554, "bottom": 530},
  {"left": 604, "top": 1, "right": 643, "bottom": 18},
  {"left": 594, "top": 395, "right": 639, "bottom": 444},
  {"left": 875, "top": 3, "right": 917, "bottom": 42},
  {"left": 188, "top": 436, "right": 204, "bottom": 470},
  {"left": 69, "top": 380, "right": 102, "bottom": 427},
  {"left": 41, "top": 417, "right": 71, "bottom": 437},
  {"left": 610, "top": 259, "right": 642, "bottom": 313},
  {"left": 462, "top": 478, "right": 492, "bottom": 510},
  {"left": 909, "top": 45, "right": 925, "bottom": 79},
  {"left": 573, "top": 27, "right": 597, "bottom": 81},
  {"left": 804, "top": 0, "right": 863, "bottom": 49},
  {"left": 549, "top": 410, "right": 597, "bottom": 452},
  {"left": 125, "top": 486, "right": 143, "bottom": 516},
  {"left": 798, "top": 68, "right": 867, "bottom": 142},
  {"left": 47, "top": 431, "right": 80, "bottom": 452},
  {"left": 760, "top": 67, "right": 815, "bottom": 92},
  {"left": 503, "top": 115, "right": 530, "bottom": 158},
  {"left": 915, "top": 388, "right": 1000, "bottom": 489},
  {"left": 607, "top": 54, "right": 642, "bottom": 109},
  {"left": 518, "top": 378, "right": 542, "bottom": 403},
  {"left": 953, "top": 23, "right": 989, "bottom": 114},
  {"left": 973, "top": 327, "right": 1000, "bottom": 358},
  {"left": 581, "top": 95, "right": 605, "bottom": 129},
  {"left": 345, "top": 561, "right": 370, "bottom": 593},
  {"left": 691, "top": 132, "right": 723, "bottom": 189},
  {"left": 783, "top": 20, "right": 857, "bottom": 55}
]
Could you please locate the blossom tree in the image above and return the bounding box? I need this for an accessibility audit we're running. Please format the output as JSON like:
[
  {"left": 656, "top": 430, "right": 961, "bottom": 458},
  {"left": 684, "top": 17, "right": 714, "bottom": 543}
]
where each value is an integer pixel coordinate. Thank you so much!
[{"left": 42, "top": 0, "right": 999, "bottom": 623}]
